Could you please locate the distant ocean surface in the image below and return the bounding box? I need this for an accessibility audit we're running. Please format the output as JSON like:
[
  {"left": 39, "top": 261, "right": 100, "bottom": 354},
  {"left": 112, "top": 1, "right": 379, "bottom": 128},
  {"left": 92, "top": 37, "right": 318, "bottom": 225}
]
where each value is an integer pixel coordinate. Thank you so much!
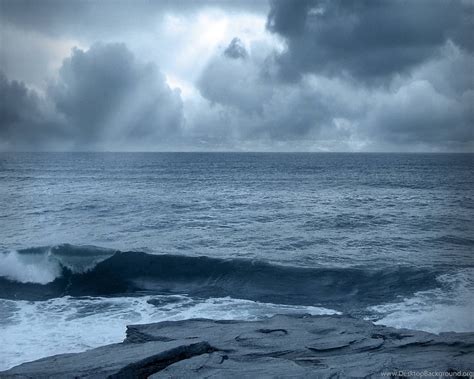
[{"left": 1, "top": 152, "right": 473, "bottom": 370}]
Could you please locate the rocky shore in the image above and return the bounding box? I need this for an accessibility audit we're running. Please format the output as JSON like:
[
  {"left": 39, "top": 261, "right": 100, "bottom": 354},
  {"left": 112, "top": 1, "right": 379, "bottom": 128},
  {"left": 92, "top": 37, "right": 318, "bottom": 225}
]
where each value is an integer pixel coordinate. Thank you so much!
[{"left": 1, "top": 314, "right": 473, "bottom": 378}]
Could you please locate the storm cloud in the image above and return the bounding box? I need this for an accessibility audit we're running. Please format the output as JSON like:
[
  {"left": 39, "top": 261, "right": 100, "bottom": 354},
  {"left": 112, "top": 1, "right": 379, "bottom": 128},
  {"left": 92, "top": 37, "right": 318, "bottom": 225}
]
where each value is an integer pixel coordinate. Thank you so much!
[
  {"left": 266, "top": 0, "right": 473, "bottom": 82},
  {"left": 0, "top": 0, "right": 268, "bottom": 38},
  {"left": 0, "top": 0, "right": 472, "bottom": 151},
  {"left": 195, "top": 35, "right": 473, "bottom": 150},
  {"left": 192, "top": 0, "right": 473, "bottom": 151},
  {"left": 50, "top": 43, "right": 183, "bottom": 148},
  {"left": 0, "top": 71, "right": 64, "bottom": 150},
  {"left": 1, "top": 43, "right": 184, "bottom": 150}
]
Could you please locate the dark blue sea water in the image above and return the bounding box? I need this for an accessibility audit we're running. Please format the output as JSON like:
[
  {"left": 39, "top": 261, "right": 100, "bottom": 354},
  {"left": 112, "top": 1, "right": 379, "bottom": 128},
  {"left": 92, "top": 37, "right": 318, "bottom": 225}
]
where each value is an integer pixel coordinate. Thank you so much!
[{"left": 1, "top": 153, "right": 473, "bottom": 369}]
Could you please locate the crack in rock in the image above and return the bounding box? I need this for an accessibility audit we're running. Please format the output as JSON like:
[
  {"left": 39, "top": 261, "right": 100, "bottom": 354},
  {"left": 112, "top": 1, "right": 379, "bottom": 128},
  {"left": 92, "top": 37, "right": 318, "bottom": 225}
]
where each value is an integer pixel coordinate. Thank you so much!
[{"left": 108, "top": 342, "right": 217, "bottom": 379}]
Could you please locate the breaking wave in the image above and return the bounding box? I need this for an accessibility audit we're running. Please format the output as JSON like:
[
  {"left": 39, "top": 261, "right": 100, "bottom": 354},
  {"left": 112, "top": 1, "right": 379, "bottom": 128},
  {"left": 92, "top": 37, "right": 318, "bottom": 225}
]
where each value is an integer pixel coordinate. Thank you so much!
[
  {"left": 0, "top": 245, "right": 115, "bottom": 284},
  {"left": 0, "top": 244, "right": 442, "bottom": 311},
  {"left": 368, "top": 268, "right": 474, "bottom": 333}
]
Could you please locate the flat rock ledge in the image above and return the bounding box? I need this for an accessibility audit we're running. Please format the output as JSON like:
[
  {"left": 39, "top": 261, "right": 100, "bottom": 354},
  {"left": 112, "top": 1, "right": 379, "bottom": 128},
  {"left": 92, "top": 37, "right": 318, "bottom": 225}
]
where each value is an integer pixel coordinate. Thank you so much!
[{"left": 1, "top": 314, "right": 473, "bottom": 379}]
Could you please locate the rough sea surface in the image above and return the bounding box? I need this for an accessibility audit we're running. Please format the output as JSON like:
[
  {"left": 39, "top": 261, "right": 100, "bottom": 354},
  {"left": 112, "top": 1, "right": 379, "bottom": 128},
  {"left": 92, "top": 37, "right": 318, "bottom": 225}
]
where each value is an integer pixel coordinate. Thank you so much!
[{"left": 0, "top": 152, "right": 473, "bottom": 370}]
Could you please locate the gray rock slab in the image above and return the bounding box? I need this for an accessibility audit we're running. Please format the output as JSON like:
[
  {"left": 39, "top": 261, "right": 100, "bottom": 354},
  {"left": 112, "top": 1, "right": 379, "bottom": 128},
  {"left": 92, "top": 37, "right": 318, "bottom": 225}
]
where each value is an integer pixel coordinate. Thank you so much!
[{"left": 2, "top": 314, "right": 473, "bottom": 379}]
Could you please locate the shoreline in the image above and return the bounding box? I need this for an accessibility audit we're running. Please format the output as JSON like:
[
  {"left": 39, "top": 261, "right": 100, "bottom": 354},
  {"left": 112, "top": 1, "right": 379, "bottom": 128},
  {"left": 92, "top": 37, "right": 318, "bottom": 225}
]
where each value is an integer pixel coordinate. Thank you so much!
[{"left": 2, "top": 314, "right": 473, "bottom": 378}]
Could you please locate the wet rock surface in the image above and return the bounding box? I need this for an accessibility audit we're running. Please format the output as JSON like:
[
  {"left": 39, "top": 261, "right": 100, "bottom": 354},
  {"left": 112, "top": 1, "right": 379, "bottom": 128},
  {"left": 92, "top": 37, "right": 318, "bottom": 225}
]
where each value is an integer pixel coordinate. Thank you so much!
[{"left": 1, "top": 314, "right": 473, "bottom": 378}]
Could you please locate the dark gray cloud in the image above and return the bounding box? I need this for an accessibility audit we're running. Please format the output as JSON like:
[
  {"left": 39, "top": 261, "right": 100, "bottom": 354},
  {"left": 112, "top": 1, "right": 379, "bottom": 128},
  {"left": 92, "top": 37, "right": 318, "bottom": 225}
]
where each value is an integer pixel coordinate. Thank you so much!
[
  {"left": 0, "top": 43, "right": 184, "bottom": 150},
  {"left": 224, "top": 38, "right": 248, "bottom": 59},
  {"left": 49, "top": 43, "right": 183, "bottom": 147},
  {"left": 267, "top": 0, "right": 473, "bottom": 83},
  {"left": 367, "top": 43, "right": 474, "bottom": 149},
  {"left": 366, "top": 80, "right": 471, "bottom": 146},
  {"left": 0, "top": 0, "right": 268, "bottom": 38},
  {"left": 196, "top": 35, "right": 473, "bottom": 151},
  {"left": 196, "top": 38, "right": 348, "bottom": 145},
  {"left": 358, "top": 42, "right": 474, "bottom": 151},
  {"left": 0, "top": 72, "right": 65, "bottom": 150}
]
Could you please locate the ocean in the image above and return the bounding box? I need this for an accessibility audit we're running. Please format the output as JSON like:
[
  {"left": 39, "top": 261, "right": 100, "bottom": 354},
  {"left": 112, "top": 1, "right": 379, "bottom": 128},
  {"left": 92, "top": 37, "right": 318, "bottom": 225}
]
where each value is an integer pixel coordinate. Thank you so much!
[{"left": 0, "top": 152, "right": 473, "bottom": 370}]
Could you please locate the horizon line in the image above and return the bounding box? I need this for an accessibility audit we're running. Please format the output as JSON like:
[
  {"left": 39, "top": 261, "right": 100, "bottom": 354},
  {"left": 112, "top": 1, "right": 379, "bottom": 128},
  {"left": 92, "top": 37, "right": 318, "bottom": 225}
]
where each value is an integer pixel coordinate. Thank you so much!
[{"left": 1, "top": 151, "right": 473, "bottom": 154}]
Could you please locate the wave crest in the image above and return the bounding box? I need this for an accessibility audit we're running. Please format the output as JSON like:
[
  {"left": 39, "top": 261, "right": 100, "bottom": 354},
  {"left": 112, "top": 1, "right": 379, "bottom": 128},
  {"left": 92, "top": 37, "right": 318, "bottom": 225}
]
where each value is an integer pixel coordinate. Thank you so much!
[
  {"left": 0, "top": 244, "right": 115, "bottom": 284},
  {"left": 0, "top": 244, "right": 441, "bottom": 311}
]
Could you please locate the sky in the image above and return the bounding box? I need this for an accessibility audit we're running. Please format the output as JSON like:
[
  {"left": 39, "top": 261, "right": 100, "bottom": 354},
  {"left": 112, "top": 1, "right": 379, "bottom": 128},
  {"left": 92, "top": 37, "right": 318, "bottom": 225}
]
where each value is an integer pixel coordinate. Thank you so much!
[{"left": 0, "top": 0, "right": 473, "bottom": 152}]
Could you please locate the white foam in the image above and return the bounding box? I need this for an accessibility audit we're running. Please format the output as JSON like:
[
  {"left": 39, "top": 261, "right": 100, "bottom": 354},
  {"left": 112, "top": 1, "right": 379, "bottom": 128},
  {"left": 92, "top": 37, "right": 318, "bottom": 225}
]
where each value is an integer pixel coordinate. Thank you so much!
[
  {"left": 0, "top": 247, "right": 113, "bottom": 284},
  {"left": 368, "top": 269, "right": 474, "bottom": 334},
  {"left": 0, "top": 295, "right": 339, "bottom": 371},
  {"left": 0, "top": 251, "right": 62, "bottom": 284},
  {"left": 162, "top": 297, "right": 339, "bottom": 321}
]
